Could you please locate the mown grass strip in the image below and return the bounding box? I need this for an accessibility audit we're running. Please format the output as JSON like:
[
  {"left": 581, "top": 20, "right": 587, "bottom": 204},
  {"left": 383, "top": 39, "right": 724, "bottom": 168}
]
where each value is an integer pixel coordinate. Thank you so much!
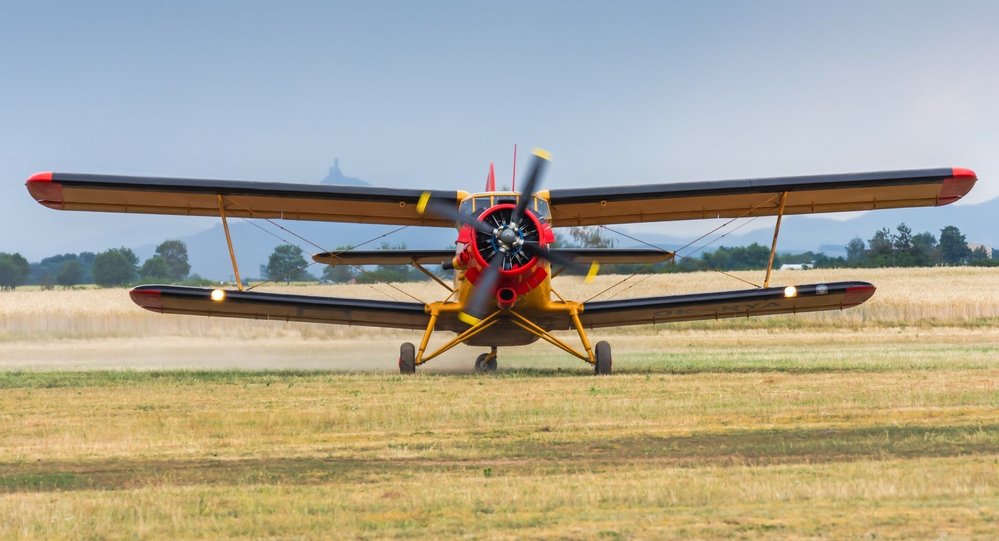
[{"left": 1, "top": 423, "right": 994, "bottom": 493}]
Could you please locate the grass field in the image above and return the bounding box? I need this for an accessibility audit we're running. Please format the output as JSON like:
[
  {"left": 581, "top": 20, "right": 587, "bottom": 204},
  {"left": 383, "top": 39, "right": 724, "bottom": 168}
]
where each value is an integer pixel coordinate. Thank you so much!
[{"left": 0, "top": 267, "right": 996, "bottom": 539}]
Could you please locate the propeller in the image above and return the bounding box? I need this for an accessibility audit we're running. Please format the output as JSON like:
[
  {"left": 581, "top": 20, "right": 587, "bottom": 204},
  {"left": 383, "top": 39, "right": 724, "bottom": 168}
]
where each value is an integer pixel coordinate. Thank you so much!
[{"left": 418, "top": 149, "right": 599, "bottom": 325}]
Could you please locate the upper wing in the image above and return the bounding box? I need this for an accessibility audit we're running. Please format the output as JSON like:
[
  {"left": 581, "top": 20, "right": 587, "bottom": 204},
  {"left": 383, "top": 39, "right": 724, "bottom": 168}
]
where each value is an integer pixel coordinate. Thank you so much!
[
  {"left": 574, "top": 281, "right": 874, "bottom": 328},
  {"left": 312, "top": 248, "right": 673, "bottom": 266},
  {"left": 25, "top": 172, "right": 464, "bottom": 227},
  {"left": 545, "top": 168, "right": 977, "bottom": 226}
]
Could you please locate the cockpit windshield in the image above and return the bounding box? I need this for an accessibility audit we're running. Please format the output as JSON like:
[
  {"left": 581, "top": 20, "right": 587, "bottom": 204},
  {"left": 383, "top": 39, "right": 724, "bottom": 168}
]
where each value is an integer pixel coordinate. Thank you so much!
[{"left": 457, "top": 195, "right": 551, "bottom": 224}]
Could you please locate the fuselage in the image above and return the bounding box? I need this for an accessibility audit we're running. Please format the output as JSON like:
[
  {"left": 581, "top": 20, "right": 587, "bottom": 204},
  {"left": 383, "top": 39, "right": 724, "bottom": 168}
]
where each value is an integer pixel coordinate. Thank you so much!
[{"left": 450, "top": 191, "right": 564, "bottom": 346}]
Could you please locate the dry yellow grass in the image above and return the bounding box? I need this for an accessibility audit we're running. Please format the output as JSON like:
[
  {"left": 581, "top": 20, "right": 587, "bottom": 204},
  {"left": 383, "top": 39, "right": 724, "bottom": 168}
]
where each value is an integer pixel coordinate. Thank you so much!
[
  {"left": 2, "top": 267, "right": 997, "bottom": 344},
  {"left": 0, "top": 370, "right": 995, "bottom": 539}
]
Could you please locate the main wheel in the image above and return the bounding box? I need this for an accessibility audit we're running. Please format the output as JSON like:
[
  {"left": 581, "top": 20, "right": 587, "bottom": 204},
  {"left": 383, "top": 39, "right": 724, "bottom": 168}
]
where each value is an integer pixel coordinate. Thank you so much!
[
  {"left": 594, "top": 341, "right": 612, "bottom": 375},
  {"left": 474, "top": 352, "right": 498, "bottom": 372},
  {"left": 399, "top": 343, "right": 416, "bottom": 374}
]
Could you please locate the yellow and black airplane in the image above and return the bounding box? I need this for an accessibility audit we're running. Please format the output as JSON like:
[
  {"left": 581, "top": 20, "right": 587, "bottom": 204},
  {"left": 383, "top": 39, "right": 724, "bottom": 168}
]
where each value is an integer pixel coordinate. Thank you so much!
[{"left": 25, "top": 151, "right": 977, "bottom": 374}]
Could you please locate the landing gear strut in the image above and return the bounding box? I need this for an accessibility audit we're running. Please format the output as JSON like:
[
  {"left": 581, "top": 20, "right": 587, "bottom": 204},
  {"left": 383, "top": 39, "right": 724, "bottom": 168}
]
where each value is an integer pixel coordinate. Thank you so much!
[{"left": 475, "top": 346, "right": 498, "bottom": 372}]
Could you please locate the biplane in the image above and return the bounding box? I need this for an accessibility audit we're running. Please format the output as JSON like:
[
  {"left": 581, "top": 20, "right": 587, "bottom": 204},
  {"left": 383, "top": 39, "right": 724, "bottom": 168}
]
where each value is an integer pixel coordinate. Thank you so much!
[{"left": 25, "top": 151, "right": 977, "bottom": 374}]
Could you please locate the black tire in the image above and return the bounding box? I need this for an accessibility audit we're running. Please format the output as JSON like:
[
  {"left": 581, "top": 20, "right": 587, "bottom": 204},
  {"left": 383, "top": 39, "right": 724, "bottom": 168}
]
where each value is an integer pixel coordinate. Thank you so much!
[
  {"left": 594, "top": 341, "right": 612, "bottom": 375},
  {"left": 399, "top": 343, "right": 416, "bottom": 374},
  {"left": 475, "top": 352, "right": 498, "bottom": 372}
]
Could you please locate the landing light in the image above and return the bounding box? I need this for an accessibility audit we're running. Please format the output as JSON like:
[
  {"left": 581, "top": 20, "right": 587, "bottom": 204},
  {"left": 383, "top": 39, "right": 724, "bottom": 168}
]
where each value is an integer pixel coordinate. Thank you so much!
[
  {"left": 784, "top": 286, "right": 798, "bottom": 298},
  {"left": 210, "top": 289, "right": 226, "bottom": 302}
]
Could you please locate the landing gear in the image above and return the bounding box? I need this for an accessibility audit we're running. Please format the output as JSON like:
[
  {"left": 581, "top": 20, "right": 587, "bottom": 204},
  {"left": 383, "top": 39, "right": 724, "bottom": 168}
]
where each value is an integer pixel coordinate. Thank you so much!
[
  {"left": 475, "top": 347, "right": 498, "bottom": 372},
  {"left": 399, "top": 342, "right": 416, "bottom": 374},
  {"left": 594, "top": 341, "right": 612, "bottom": 375}
]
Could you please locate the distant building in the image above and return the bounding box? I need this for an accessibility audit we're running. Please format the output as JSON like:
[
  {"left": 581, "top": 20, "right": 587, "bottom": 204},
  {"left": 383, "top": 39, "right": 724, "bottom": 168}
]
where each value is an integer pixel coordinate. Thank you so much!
[{"left": 780, "top": 263, "right": 813, "bottom": 270}]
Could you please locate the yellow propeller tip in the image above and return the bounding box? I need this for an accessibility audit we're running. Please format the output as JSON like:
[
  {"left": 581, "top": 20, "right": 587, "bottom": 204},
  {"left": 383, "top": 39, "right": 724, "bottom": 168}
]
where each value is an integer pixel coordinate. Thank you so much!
[
  {"left": 532, "top": 147, "right": 552, "bottom": 161},
  {"left": 584, "top": 261, "right": 600, "bottom": 283},
  {"left": 458, "top": 312, "right": 481, "bottom": 326},
  {"left": 416, "top": 192, "right": 431, "bottom": 215}
]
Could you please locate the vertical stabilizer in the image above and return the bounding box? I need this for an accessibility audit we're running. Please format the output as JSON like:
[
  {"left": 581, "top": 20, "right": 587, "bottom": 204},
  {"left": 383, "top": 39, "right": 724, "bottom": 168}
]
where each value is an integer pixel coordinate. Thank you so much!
[{"left": 486, "top": 162, "right": 496, "bottom": 191}]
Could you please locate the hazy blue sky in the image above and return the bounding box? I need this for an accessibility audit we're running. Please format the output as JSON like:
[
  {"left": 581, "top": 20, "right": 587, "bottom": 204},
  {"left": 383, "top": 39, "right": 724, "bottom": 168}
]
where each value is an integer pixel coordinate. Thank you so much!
[{"left": 2, "top": 1, "right": 997, "bottom": 259}]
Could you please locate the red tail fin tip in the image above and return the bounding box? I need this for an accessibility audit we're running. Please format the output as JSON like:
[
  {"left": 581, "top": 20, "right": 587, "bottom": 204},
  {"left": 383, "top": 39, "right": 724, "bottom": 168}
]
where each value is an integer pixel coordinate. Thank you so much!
[{"left": 486, "top": 162, "right": 496, "bottom": 191}]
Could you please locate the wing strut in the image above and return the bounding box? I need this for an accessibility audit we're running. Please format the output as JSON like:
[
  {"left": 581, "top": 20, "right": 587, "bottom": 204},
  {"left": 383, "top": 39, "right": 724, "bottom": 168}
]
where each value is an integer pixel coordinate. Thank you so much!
[
  {"left": 763, "top": 191, "right": 788, "bottom": 288},
  {"left": 218, "top": 195, "right": 244, "bottom": 291},
  {"left": 410, "top": 262, "right": 454, "bottom": 293}
]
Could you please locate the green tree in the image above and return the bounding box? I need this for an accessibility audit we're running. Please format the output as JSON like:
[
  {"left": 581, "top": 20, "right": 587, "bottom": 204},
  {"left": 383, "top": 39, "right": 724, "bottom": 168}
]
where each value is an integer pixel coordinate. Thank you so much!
[
  {"left": 154, "top": 240, "right": 191, "bottom": 281},
  {"left": 911, "top": 232, "right": 938, "bottom": 266},
  {"left": 845, "top": 237, "right": 866, "bottom": 265},
  {"left": 891, "top": 223, "right": 916, "bottom": 266},
  {"left": 567, "top": 227, "right": 617, "bottom": 249},
  {"left": 321, "top": 264, "right": 355, "bottom": 283},
  {"left": 892, "top": 223, "right": 913, "bottom": 251},
  {"left": 969, "top": 245, "right": 990, "bottom": 262},
  {"left": 938, "top": 226, "right": 970, "bottom": 265},
  {"left": 867, "top": 228, "right": 894, "bottom": 266},
  {"left": 92, "top": 247, "right": 139, "bottom": 287},
  {"left": 261, "top": 244, "right": 313, "bottom": 284},
  {"left": 0, "top": 252, "right": 30, "bottom": 291},
  {"left": 701, "top": 243, "right": 775, "bottom": 271},
  {"left": 139, "top": 256, "right": 172, "bottom": 281},
  {"left": 56, "top": 259, "right": 84, "bottom": 288}
]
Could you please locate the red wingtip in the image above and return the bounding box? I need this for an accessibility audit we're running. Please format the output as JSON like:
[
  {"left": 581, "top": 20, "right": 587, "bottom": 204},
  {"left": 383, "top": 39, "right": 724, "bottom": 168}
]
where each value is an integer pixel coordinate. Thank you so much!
[
  {"left": 842, "top": 284, "right": 876, "bottom": 308},
  {"left": 486, "top": 162, "right": 496, "bottom": 192},
  {"left": 27, "top": 171, "right": 53, "bottom": 183},
  {"left": 938, "top": 167, "right": 977, "bottom": 205},
  {"left": 130, "top": 288, "right": 164, "bottom": 312},
  {"left": 25, "top": 171, "right": 64, "bottom": 209}
]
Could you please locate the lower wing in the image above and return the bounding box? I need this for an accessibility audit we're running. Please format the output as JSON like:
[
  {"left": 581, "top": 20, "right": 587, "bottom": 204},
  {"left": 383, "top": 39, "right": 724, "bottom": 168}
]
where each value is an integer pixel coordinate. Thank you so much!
[
  {"left": 575, "top": 282, "right": 875, "bottom": 328},
  {"left": 130, "top": 285, "right": 434, "bottom": 330}
]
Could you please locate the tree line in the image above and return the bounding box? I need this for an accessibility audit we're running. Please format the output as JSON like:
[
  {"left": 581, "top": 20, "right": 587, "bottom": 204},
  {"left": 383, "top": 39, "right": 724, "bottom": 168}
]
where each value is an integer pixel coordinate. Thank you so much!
[
  {"left": 1, "top": 223, "right": 994, "bottom": 290},
  {"left": 0, "top": 240, "right": 196, "bottom": 290}
]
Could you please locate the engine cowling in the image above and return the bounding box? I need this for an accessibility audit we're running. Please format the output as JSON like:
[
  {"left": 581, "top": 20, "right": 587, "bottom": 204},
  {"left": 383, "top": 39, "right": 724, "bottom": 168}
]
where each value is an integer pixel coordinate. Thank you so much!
[{"left": 461, "top": 203, "right": 551, "bottom": 301}]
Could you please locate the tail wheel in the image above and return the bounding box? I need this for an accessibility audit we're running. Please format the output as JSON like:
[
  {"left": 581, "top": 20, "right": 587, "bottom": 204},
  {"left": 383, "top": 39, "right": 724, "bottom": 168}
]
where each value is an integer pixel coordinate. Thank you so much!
[
  {"left": 594, "top": 341, "right": 612, "bottom": 375},
  {"left": 399, "top": 343, "right": 416, "bottom": 374}
]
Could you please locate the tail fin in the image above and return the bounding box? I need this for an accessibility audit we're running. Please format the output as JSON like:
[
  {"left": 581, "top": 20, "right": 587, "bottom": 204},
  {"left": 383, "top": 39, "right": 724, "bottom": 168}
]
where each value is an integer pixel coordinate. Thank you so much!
[{"left": 485, "top": 162, "right": 496, "bottom": 191}]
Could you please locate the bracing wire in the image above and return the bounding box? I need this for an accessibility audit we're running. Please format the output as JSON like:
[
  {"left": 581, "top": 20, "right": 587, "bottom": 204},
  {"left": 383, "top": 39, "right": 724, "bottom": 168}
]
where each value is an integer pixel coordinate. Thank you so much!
[
  {"left": 220, "top": 197, "right": 428, "bottom": 303},
  {"left": 582, "top": 194, "right": 782, "bottom": 302}
]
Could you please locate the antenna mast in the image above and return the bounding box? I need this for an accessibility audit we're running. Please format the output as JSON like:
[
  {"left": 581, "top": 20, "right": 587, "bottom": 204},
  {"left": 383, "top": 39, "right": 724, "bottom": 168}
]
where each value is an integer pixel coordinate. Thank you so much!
[{"left": 511, "top": 144, "right": 518, "bottom": 192}]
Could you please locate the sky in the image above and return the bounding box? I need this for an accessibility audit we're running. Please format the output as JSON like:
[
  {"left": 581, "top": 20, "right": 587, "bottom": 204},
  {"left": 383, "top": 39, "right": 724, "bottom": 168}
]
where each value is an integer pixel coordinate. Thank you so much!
[{"left": 2, "top": 1, "right": 998, "bottom": 260}]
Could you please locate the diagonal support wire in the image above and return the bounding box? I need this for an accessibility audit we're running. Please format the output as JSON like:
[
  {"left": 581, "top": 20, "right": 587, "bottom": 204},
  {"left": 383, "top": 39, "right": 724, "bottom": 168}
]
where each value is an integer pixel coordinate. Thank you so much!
[
  {"left": 583, "top": 194, "right": 783, "bottom": 302},
  {"left": 219, "top": 197, "right": 430, "bottom": 303}
]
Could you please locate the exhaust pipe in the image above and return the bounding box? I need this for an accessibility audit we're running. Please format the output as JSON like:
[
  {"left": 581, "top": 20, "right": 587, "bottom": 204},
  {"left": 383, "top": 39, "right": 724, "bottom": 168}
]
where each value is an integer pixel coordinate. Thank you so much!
[{"left": 496, "top": 287, "right": 517, "bottom": 310}]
